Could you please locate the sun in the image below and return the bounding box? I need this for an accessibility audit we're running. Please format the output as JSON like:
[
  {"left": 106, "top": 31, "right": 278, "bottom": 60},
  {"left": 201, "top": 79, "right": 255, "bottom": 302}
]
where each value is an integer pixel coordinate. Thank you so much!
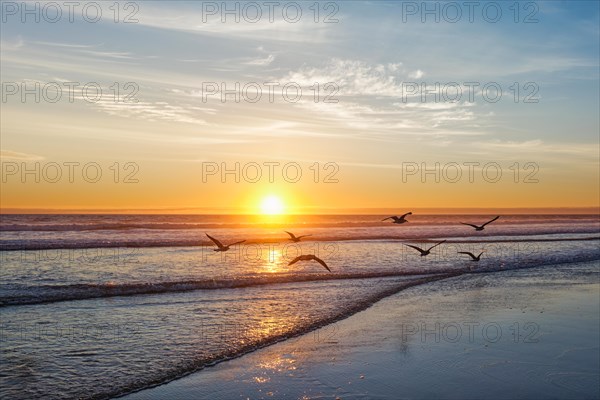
[{"left": 260, "top": 195, "right": 284, "bottom": 215}]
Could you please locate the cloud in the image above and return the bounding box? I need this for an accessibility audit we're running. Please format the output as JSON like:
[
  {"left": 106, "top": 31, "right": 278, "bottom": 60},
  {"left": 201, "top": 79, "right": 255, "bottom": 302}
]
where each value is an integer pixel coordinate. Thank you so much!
[
  {"left": 409, "top": 69, "right": 424, "bottom": 79},
  {"left": 244, "top": 54, "right": 275, "bottom": 66},
  {"left": 478, "top": 140, "right": 544, "bottom": 149},
  {"left": 31, "top": 41, "right": 97, "bottom": 49},
  {"left": 79, "top": 50, "right": 137, "bottom": 60},
  {"left": 94, "top": 99, "right": 208, "bottom": 125},
  {"left": 0, "top": 36, "right": 24, "bottom": 51},
  {"left": 281, "top": 59, "right": 486, "bottom": 136},
  {"left": 473, "top": 140, "right": 600, "bottom": 159},
  {"left": 284, "top": 59, "right": 406, "bottom": 97},
  {"left": 134, "top": 4, "right": 336, "bottom": 43},
  {"left": 0, "top": 150, "right": 44, "bottom": 161}
]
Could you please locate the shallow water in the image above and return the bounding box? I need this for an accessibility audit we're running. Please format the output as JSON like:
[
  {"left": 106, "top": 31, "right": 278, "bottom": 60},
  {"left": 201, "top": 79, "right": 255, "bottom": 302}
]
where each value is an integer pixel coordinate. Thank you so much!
[{"left": 121, "top": 260, "right": 600, "bottom": 400}]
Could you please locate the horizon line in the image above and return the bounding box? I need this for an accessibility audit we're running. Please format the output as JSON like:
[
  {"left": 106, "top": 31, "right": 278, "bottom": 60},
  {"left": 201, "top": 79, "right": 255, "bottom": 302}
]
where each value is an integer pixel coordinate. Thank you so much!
[{"left": 1, "top": 207, "right": 599, "bottom": 215}]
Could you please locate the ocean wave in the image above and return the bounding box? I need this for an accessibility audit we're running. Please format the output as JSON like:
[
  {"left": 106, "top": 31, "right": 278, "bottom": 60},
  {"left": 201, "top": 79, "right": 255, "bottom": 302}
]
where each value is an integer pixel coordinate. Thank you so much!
[
  {"left": 1, "top": 234, "right": 598, "bottom": 251},
  {"left": 3, "top": 252, "right": 599, "bottom": 307},
  {"left": 1, "top": 216, "right": 598, "bottom": 232},
  {"left": 0, "top": 270, "right": 457, "bottom": 307},
  {"left": 0, "top": 221, "right": 439, "bottom": 231},
  {"left": 0, "top": 222, "right": 250, "bottom": 232}
]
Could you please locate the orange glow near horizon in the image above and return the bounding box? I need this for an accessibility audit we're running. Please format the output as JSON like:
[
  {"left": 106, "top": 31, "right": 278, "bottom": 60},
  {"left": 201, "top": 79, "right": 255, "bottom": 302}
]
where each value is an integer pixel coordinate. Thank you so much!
[
  {"left": 0, "top": 162, "right": 599, "bottom": 214},
  {"left": 1, "top": 159, "right": 599, "bottom": 213}
]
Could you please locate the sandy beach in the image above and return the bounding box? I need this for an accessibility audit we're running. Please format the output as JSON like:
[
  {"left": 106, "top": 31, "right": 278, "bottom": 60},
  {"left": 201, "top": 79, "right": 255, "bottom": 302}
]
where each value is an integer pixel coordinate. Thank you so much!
[{"left": 123, "top": 260, "right": 600, "bottom": 400}]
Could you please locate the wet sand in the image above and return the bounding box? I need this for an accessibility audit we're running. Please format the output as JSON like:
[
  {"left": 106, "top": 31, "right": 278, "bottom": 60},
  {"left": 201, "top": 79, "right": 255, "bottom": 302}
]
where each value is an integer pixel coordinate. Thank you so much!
[{"left": 123, "top": 261, "right": 600, "bottom": 400}]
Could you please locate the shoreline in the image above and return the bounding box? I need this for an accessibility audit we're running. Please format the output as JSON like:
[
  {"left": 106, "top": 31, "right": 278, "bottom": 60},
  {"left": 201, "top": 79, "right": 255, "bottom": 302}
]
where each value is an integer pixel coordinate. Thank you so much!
[{"left": 122, "top": 260, "right": 600, "bottom": 400}]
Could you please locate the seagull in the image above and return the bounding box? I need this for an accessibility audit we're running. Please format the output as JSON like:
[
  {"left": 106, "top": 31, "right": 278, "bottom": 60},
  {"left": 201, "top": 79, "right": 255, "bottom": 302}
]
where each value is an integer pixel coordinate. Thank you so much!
[
  {"left": 404, "top": 240, "right": 446, "bottom": 256},
  {"left": 284, "top": 231, "right": 312, "bottom": 243},
  {"left": 382, "top": 212, "right": 412, "bottom": 224},
  {"left": 288, "top": 254, "right": 331, "bottom": 272},
  {"left": 458, "top": 251, "right": 484, "bottom": 261},
  {"left": 206, "top": 233, "right": 245, "bottom": 252},
  {"left": 460, "top": 216, "right": 500, "bottom": 231}
]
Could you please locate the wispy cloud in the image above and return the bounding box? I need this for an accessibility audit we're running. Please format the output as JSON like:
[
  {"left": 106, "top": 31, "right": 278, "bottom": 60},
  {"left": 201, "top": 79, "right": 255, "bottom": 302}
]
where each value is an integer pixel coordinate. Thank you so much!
[
  {"left": 134, "top": 5, "right": 336, "bottom": 43},
  {"left": 408, "top": 69, "right": 425, "bottom": 79},
  {"left": 284, "top": 59, "right": 406, "bottom": 97},
  {"left": 94, "top": 99, "right": 209, "bottom": 125},
  {"left": 0, "top": 36, "right": 24, "bottom": 50},
  {"left": 79, "top": 50, "right": 137, "bottom": 60},
  {"left": 0, "top": 150, "right": 44, "bottom": 161},
  {"left": 244, "top": 54, "right": 275, "bottom": 66},
  {"left": 473, "top": 140, "right": 600, "bottom": 160},
  {"left": 281, "top": 59, "right": 486, "bottom": 136},
  {"left": 31, "top": 41, "right": 97, "bottom": 49}
]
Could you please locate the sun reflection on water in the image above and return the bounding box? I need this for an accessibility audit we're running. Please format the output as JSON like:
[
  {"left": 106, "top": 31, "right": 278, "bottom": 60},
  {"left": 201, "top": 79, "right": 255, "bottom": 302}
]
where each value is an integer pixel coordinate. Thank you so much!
[
  {"left": 263, "top": 248, "right": 283, "bottom": 273},
  {"left": 257, "top": 353, "right": 298, "bottom": 373}
]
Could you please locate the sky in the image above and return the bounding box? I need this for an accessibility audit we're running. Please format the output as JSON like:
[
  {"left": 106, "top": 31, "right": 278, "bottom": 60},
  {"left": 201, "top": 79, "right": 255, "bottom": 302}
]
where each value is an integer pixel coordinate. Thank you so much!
[{"left": 1, "top": 0, "right": 599, "bottom": 213}]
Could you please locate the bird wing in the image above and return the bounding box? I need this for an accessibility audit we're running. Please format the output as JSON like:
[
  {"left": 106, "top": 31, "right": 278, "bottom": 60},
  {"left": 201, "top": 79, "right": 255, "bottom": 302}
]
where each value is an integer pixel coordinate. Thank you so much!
[
  {"left": 458, "top": 251, "right": 476, "bottom": 259},
  {"left": 405, "top": 244, "right": 426, "bottom": 255},
  {"left": 382, "top": 217, "right": 395, "bottom": 221},
  {"left": 428, "top": 240, "right": 446, "bottom": 251},
  {"left": 482, "top": 216, "right": 500, "bottom": 227},
  {"left": 400, "top": 212, "right": 412, "bottom": 219},
  {"left": 460, "top": 222, "right": 479, "bottom": 229},
  {"left": 312, "top": 256, "right": 331, "bottom": 272},
  {"left": 227, "top": 240, "right": 246, "bottom": 247},
  {"left": 297, "top": 234, "right": 312, "bottom": 239},
  {"left": 477, "top": 252, "right": 484, "bottom": 258},
  {"left": 284, "top": 231, "right": 297, "bottom": 240},
  {"left": 288, "top": 255, "right": 302, "bottom": 266},
  {"left": 206, "top": 234, "right": 224, "bottom": 248}
]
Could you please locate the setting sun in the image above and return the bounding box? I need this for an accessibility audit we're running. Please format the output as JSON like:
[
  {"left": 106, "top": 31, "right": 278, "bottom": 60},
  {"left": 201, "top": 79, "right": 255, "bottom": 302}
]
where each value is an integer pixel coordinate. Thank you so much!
[{"left": 260, "top": 195, "right": 284, "bottom": 215}]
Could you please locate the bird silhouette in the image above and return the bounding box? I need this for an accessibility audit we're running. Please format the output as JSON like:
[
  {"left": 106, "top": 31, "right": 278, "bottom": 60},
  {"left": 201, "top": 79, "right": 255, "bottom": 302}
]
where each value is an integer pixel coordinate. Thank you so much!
[
  {"left": 382, "top": 212, "right": 412, "bottom": 224},
  {"left": 206, "top": 233, "right": 245, "bottom": 252},
  {"left": 458, "top": 251, "right": 483, "bottom": 261},
  {"left": 288, "top": 254, "right": 331, "bottom": 272},
  {"left": 404, "top": 240, "right": 446, "bottom": 256},
  {"left": 284, "top": 231, "right": 312, "bottom": 242},
  {"left": 460, "top": 216, "right": 499, "bottom": 231}
]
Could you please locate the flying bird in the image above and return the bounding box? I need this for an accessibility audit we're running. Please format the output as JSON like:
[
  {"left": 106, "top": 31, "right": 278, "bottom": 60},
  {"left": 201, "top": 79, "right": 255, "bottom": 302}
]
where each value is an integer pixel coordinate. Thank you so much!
[
  {"left": 458, "top": 251, "right": 484, "bottom": 261},
  {"left": 288, "top": 254, "right": 331, "bottom": 272},
  {"left": 206, "top": 233, "right": 245, "bottom": 252},
  {"left": 404, "top": 240, "right": 446, "bottom": 256},
  {"left": 382, "top": 212, "right": 412, "bottom": 224},
  {"left": 284, "top": 231, "right": 312, "bottom": 242},
  {"left": 460, "top": 216, "right": 500, "bottom": 231}
]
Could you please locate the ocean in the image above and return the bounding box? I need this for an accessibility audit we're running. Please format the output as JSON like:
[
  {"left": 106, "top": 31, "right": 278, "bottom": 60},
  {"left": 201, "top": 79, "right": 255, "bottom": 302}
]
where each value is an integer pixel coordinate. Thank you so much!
[{"left": 1, "top": 214, "right": 599, "bottom": 399}]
